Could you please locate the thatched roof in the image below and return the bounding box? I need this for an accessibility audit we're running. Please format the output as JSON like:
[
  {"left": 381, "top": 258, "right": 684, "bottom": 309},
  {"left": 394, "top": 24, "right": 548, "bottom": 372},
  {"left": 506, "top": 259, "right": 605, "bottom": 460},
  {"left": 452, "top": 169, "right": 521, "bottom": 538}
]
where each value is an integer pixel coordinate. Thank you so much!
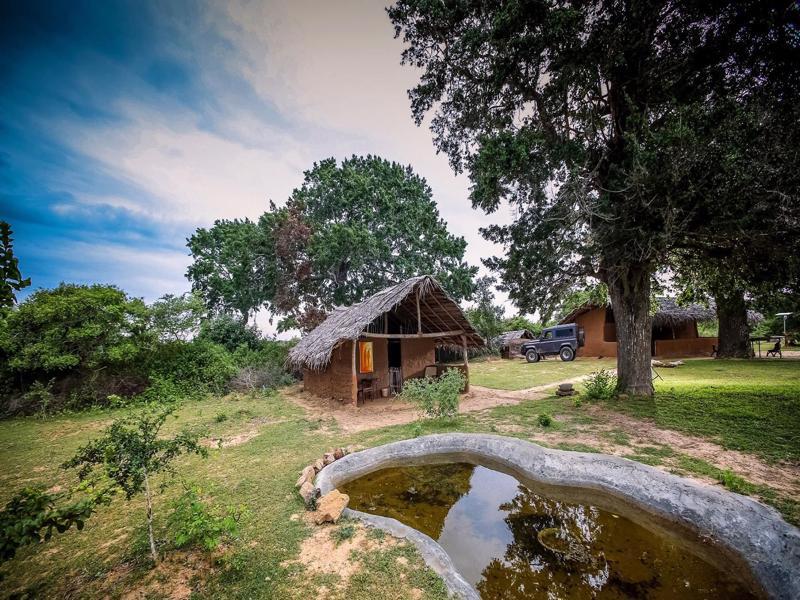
[
  {"left": 495, "top": 329, "right": 535, "bottom": 346},
  {"left": 288, "top": 276, "right": 484, "bottom": 371},
  {"left": 559, "top": 298, "right": 716, "bottom": 328}
]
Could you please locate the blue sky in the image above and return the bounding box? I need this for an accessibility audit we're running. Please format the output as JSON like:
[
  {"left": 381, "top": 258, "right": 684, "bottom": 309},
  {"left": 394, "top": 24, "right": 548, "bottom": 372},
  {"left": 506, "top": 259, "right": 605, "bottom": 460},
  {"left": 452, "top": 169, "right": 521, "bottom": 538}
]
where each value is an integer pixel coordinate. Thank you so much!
[{"left": 1, "top": 1, "right": 512, "bottom": 331}]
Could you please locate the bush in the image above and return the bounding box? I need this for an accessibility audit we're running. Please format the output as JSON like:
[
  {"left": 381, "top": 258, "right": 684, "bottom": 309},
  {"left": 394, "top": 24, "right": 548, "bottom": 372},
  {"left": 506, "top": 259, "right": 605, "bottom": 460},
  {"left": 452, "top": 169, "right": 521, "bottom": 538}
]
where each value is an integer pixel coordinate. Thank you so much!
[
  {"left": 198, "top": 315, "right": 262, "bottom": 353},
  {"left": 147, "top": 339, "right": 237, "bottom": 395},
  {"left": 229, "top": 339, "right": 297, "bottom": 393},
  {"left": 583, "top": 369, "right": 617, "bottom": 401},
  {"left": 537, "top": 413, "right": 552, "bottom": 427},
  {"left": 168, "top": 486, "right": 242, "bottom": 551},
  {"left": 399, "top": 369, "right": 465, "bottom": 419}
]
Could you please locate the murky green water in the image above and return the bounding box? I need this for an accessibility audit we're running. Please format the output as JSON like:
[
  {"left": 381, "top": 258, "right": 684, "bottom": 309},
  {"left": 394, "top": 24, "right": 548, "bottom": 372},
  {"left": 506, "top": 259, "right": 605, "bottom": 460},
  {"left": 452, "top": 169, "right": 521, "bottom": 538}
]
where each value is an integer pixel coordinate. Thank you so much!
[{"left": 340, "top": 463, "right": 759, "bottom": 599}]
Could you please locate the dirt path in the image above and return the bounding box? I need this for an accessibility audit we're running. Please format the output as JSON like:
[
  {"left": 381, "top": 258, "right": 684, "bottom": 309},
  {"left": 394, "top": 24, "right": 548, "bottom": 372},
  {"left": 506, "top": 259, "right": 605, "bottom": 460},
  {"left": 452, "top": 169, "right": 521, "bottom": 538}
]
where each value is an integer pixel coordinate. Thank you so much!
[{"left": 283, "top": 374, "right": 592, "bottom": 434}]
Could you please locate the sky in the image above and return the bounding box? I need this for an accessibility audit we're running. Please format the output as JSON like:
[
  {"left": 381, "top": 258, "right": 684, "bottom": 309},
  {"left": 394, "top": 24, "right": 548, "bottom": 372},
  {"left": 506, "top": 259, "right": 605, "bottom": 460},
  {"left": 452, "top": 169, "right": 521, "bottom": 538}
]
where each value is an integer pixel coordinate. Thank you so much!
[{"left": 0, "top": 0, "right": 514, "bottom": 335}]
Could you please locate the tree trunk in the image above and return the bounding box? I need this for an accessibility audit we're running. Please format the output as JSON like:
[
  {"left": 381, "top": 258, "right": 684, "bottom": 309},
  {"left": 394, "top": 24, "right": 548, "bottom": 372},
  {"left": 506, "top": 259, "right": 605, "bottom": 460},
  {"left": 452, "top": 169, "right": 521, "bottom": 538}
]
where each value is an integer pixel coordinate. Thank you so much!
[
  {"left": 143, "top": 470, "right": 158, "bottom": 564},
  {"left": 607, "top": 266, "right": 654, "bottom": 397},
  {"left": 714, "top": 288, "right": 751, "bottom": 358}
]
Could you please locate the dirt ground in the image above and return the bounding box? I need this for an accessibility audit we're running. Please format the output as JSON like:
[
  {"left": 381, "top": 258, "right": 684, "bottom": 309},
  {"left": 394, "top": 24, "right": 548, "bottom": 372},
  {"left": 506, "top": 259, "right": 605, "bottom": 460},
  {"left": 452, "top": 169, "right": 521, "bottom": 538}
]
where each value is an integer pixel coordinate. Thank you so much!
[{"left": 283, "top": 374, "right": 591, "bottom": 434}]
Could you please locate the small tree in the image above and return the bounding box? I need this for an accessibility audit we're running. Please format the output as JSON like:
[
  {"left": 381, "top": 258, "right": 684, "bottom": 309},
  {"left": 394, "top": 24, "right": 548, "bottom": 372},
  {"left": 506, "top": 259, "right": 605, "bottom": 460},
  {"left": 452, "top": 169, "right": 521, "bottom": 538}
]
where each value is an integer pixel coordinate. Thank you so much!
[
  {"left": 0, "top": 221, "right": 30, "bottom": 308},
  {"left": 148, "top": 292, "right": 206, "bottom": 342},
  {"left": 63, "top": 405, "right": 207, "bottom": 563}
]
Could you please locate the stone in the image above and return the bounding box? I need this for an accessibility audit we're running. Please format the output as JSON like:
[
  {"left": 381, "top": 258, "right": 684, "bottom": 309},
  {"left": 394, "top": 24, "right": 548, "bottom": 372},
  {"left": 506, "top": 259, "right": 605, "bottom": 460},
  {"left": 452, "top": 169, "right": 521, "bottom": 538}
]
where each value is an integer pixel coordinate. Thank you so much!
[
  {"left": 313, "top": 490, "right": 349, "bottom": 524},
  {"left": 314, "top": 433, "right": 800, "bottom": 600},
  {"left": 556, "top": 388, "right": 576, "bottom": 397},
  {"left": 333, "top": 447, "right": 345, "bottom": 460},
  {"left": 299, "top": 481, "right": 319, "bottom": 507},
  {"left": 323, "top": 452, "right": 336, "bottom": 465},
  {"left": 313, "top": 458, "right": 325, "bottom": 472},
  {"left": 558, "top": 382, "right": 574, "bottom": 392},
  {"left": 296, "top": 465, "right": 316, "bottom": 488}
]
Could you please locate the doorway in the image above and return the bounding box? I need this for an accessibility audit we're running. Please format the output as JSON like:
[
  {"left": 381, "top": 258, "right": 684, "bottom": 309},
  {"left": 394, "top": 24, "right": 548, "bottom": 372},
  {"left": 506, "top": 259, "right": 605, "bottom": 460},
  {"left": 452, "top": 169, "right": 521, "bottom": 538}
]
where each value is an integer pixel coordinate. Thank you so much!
[{"left": 388, "top": 339, "right": 402, "bottom": 368}]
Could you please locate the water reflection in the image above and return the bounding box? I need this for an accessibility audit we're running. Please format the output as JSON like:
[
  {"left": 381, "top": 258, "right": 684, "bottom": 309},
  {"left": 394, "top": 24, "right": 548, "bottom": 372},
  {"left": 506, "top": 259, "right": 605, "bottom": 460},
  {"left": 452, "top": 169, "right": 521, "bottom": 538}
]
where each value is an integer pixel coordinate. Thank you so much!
[{"left": 341, "top": 463, "right": 756, "bottom": 599}]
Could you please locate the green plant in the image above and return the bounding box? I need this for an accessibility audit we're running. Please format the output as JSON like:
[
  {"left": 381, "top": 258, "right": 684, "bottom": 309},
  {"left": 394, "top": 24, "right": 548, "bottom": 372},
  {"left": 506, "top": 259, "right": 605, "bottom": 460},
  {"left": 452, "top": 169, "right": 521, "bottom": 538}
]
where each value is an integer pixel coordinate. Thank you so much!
[
  {"left": 330, "top": 521, "right": 357, "bottom": 546},
  {"left": 0, "top": 221, "right": 31, "bottom": 308},
  {"left": 411, "top": 423, "right": 423, "bottom": 437},
  {"left": 63, "top": 404, "right": 208, "bottom": 563},
  {"left": 168, "top": 485, "right": 242, "bottom": 551},
  {"left": 23, "top": 380, "right": 55, "bottom": 416},
  {"left": 583, "top": 369, "right": 617, "bottom": 401},
  {"left": 214, "top": 412, "right": 228, "bottom": 423},
  {"left": 399, "top": 369, "right": 465, "bottom": 419},
  {"left": 537, "top": 413, "right": 552, "bottom": 427},
  {"left": 0, "top": 485, "right": 112, "bottom": 564}
]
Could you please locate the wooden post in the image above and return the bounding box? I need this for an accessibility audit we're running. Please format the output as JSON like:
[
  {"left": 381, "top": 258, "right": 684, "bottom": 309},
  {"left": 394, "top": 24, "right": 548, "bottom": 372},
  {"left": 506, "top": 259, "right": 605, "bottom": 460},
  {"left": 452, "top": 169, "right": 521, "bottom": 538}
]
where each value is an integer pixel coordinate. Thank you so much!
[
  {"left": 351, "top": 340, "right": 358, "bottom": 405},
  {"left": 416, "top": 289, "right": 422, "bottom": 335},
  {"left": 461, "top": 334, "right": 469, "bottom": 393}
]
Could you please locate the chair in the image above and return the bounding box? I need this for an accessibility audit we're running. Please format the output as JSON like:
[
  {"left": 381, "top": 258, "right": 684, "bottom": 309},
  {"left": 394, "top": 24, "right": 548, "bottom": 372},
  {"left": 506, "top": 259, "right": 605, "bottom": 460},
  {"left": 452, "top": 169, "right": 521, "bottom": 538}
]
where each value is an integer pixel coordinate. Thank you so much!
[
  {"left": 357, "top": 377, "right": 377, "bottom": 405},
  {"left": 766, "top": 340, "right": 782, "bottom": 358}
]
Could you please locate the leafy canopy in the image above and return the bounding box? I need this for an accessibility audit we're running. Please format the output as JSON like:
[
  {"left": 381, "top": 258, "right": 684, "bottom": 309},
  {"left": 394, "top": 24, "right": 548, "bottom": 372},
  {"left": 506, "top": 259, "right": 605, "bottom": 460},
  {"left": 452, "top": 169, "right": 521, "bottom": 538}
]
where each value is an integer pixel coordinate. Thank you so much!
[
  {"left": 187, "top": 155, "right": 477, "bottom": 330},
  {"left": 0, "top": 284, "right": 149, "bottom": 374},
  {"left": 0, "top": 222, "right": 30, "bottom": 308}
]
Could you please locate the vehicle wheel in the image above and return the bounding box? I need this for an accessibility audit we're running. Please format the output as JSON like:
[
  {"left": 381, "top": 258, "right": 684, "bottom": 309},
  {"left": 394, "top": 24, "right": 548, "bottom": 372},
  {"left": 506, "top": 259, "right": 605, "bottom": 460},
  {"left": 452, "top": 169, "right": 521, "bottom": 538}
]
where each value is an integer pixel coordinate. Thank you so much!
[
  {"left": 526, "top": 350, "right": 540, "bottom": 363},
  {"left": 559, "top": 347, "right": 575, "bottom": 362}
]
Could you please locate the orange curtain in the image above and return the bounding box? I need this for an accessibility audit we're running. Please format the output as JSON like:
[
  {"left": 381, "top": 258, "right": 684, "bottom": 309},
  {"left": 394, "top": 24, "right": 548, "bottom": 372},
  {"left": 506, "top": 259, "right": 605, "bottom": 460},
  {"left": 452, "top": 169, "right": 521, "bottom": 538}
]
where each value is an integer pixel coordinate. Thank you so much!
[{"left": 359, "top": 341, "right": 374, "bottom": 373}]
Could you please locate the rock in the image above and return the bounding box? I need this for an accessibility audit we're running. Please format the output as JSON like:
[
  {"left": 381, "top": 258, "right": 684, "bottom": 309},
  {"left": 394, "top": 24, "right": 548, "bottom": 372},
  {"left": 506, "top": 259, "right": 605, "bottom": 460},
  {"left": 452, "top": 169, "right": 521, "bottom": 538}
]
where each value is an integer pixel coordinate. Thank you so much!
[
  {"left": 299, "top": 481, "right": 319, "bottom": 507},
  {"left": 313, "top": 490, "right": 349, "bottom": 524},
  {"left": 323, "top": 452, "right": 336, "bottom": 465},
  {"left": 313, "top": 458, "right": 325, "bottom": 472},
  {"left": 345, "top": 444, "right": 358, "bottom": 455},
  {"left": 651, "top": 360, "right": 666, "bottom": 367},
  {"left": 333, "top": 447, "right": 345, "bottom": 460},
  {"left": 556, "top": 389, "right": 576, "bottom": 397},
  {"left": 296, "top": 465, "right": 316, "bottom": 488},
  {"left": 558, "top": 382, "right": 574, "bottom": 392}
]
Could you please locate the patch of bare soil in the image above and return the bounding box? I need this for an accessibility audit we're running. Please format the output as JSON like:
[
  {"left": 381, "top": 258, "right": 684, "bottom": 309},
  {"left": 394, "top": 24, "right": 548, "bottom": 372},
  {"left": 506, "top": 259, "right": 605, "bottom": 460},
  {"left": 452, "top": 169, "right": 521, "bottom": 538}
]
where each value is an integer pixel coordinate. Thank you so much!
[
  {"left": 96, "top": 550, "right": 216, "bottom": 600},
  {"left": 283, "top": 522, "right": 397, "bottom": 589},
  {"left": 585, "top": 407, "right": 800, "bottom": 496},
  {"left": 283, "top": 376, "right": 594, "bottom": 434},
  {"left": 203, "top": 416, "right": 287, "bottom": 448}
]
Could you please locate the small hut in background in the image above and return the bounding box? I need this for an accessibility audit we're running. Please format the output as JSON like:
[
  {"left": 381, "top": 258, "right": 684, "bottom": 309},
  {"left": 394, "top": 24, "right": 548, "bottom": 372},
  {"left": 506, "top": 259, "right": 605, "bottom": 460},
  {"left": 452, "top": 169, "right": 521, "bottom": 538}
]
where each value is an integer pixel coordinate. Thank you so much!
[
  {"left": 560, "top": 299, "right": 717, "bottom": 358},
  {"left": 496, "top": 329, "right": 536, "bottom": 358},
  {"left": 288, "top": 276, "right": 484, "bottom": 405}
]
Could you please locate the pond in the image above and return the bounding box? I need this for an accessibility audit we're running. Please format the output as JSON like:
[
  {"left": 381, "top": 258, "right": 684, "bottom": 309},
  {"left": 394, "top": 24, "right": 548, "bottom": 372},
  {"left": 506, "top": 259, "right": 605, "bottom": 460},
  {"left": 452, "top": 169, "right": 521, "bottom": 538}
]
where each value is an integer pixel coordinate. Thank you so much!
[{"left": 340, "top": 463, "right": 759, "bottom": 599}]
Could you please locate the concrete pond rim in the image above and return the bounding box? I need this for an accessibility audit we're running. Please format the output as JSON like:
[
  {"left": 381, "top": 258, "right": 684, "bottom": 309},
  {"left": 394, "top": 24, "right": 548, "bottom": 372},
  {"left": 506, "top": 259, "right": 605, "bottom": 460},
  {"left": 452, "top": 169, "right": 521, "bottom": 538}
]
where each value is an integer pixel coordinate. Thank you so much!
[{"left": 315, "top": 433, "right": 800, "bottom": 600}]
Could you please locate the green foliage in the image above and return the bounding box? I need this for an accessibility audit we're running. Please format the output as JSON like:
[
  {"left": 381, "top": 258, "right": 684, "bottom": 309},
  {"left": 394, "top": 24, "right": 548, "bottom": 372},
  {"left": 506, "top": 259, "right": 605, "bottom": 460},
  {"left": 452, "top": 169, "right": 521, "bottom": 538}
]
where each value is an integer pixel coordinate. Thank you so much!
[
  {"left": 198, "top": 313, "right": 263, "bottom": 352},
  {"left": 0, "top": 221, "right": 30, "bottom": 308},
  {"left": 168, "top": 486, "right": 242, "bottom": 551},
  {"left": 63, "top": 404, "right": 208, "bottom": 562},
  {"left": 1, "top": 284, "right": 148, "bottom": 374},
  {"left": 536, "top": 413, "right": 552, "bottom": 428},
  {"left": 187, "top": 218, "right": 270, "bottom": 324},
  {"left": 0, "top": 486, "right": 111, "bottom": 564},
  {"left": 148, "top": 292, "right": 206, "bottom": 342},
  {"left": 214, "top": 412, "right": 228, "bottom": 423},
  {"left": 400, "top": 369, "right": 465, "bottom": 419},
  {"left": 388, "top": 0, "right": 799, "bottom": 394},
  {"left": 147, "top": 339, "right": 237, "bottom": 396},
  {"left": 583, "top": 370, "right": 618, "bottom": 401},
  {"left": 501, "top": 315, "right": 540, "bottom": 336},
  {"left": 555, "top": 284, "right": 609, "bottom": 323},
  {"left": 465, "top": 276, "right": 504, "bottom": 349},
  {"left": 187, "top": 155, "right": 477, "bottom": 332},
  {"left": 330, "top": 521, "right": 356, "bottom": 546}
]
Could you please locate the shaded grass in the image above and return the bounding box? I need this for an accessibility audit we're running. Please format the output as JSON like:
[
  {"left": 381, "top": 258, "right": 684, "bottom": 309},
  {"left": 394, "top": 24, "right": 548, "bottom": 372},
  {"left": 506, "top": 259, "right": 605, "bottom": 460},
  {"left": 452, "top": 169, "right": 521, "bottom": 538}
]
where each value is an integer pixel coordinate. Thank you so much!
[
  {"left": 607, "top": 359, "right": 800, "bottom": 462},
  {"left": 469, "top": 357, "right": 616, "bottom": 390}
]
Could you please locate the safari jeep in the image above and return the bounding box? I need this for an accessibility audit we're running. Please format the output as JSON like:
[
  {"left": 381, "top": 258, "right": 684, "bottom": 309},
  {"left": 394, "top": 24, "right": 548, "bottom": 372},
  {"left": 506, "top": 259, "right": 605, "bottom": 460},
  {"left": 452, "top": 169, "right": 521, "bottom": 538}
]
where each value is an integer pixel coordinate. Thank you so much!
[{"left": 520, "top": 323, "right": 585, "bottom": 363}]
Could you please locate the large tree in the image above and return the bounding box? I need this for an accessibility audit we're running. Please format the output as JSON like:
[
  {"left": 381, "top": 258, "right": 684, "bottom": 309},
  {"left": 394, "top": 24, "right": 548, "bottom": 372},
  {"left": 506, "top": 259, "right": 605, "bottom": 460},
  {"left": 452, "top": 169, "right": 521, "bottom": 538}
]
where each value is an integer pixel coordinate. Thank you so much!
[
  {"left": 186, "top": 218, "right": 275, "bottom": 325},
  {"left": 388, "top": 0, "right": 797, "bottom": 395},
  {"left": 187, "top": 156, "right": 477, "bottom": 331}
]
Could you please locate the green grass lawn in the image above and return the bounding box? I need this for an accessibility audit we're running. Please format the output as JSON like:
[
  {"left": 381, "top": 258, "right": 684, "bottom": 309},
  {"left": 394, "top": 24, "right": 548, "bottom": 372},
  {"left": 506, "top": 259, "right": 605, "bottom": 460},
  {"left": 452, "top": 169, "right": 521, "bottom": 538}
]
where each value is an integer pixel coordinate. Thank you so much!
[
  {"left": 469, "top": 356, "right": 617, "bottom": 390},
  {"left": 631, "top": 359, "right": 800, "bottom": 462},
  {"left": 1, "top": 359, "right": 798, "bottom": 597}
]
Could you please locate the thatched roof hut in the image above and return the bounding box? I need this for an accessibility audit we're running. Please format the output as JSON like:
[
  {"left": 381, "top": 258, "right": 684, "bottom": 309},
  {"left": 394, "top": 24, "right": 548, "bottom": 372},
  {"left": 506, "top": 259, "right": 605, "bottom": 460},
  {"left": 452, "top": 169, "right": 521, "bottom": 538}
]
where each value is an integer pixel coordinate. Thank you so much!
[{"left": 289, "top": 276, "right": 484, "bottom": 404}]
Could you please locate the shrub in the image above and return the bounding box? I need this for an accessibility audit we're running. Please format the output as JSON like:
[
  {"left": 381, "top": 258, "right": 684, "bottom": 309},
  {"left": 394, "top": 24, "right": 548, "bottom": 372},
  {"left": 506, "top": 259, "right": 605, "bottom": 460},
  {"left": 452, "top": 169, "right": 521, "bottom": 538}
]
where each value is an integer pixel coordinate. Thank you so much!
[
  {"left": 537, "top": 413, "right": 553, "bottom": 427},
  {"left": 147, "top": 339, "right": 237, "bottom": 395},
  {"left": 399, "top": 369, "right": 465, "bottom": 419},
  {"left": 583, "top": 369, "right": 617, "bottom": 401},
  {"left": 198, "top": 315, "right": 262, "bottom": 353},
  {"left": 168, "top": 486, "right": 242, "bottom": 552}
]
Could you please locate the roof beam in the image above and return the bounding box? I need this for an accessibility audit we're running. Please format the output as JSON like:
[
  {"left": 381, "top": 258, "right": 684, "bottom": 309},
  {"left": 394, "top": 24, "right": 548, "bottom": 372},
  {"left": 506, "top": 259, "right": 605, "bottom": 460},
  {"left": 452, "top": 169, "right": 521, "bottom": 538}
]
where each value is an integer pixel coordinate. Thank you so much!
[{"left": 360, "top": 330, "right": 464, "bottom": 339}]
